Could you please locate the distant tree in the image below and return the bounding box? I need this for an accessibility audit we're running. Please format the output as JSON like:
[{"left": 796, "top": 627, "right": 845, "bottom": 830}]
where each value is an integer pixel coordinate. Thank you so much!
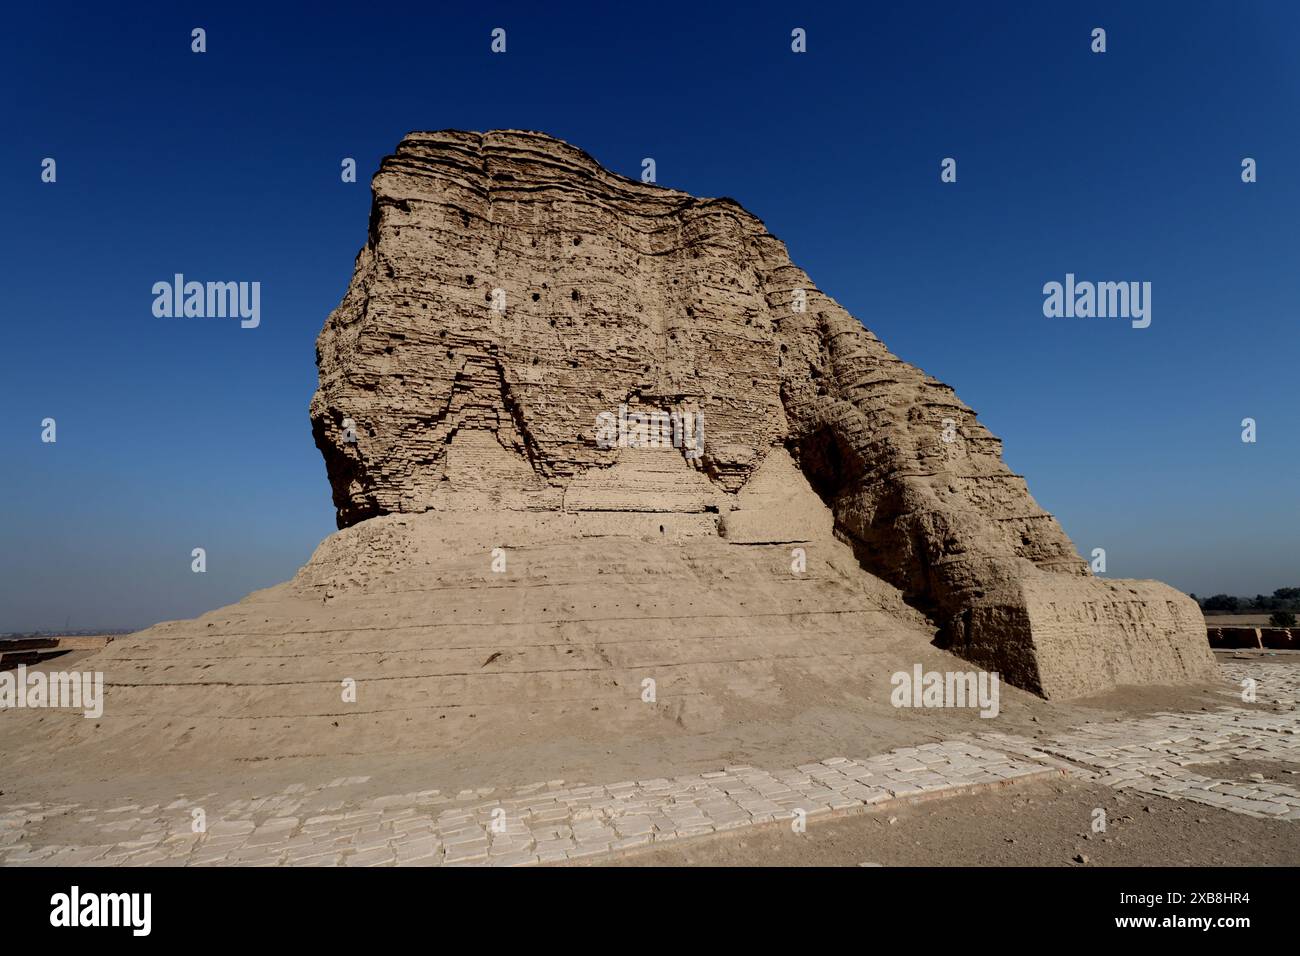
[
  {"left": 1188, "top": 593, "right": 1199, "bottom": 605},
  {"left": 1202, "top": 594, "right": 1240, "bottom": 613},
  {"left": 1273, "top": 587, "right": 1300, "bottom": 602},
  {"left": 1269, "top": 611, "right": 1297, "bottom": 628}
]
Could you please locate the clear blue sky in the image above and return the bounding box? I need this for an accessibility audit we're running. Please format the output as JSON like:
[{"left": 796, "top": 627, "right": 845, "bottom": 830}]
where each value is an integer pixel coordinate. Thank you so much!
[{"left": 2, "top": 1, "right": 1297, "bottom": 632}]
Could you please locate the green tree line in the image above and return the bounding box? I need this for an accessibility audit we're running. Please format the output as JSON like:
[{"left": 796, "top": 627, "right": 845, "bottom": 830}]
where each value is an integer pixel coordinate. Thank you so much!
[{"left": 1191, "top": 588, "right": 1299, "bottom": 627}]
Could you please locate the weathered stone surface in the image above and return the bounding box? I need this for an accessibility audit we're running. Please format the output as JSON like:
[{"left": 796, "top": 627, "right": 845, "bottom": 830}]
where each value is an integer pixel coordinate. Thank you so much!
[{"left": 309, "top": 129, "right": 1214, "bottom": 698}]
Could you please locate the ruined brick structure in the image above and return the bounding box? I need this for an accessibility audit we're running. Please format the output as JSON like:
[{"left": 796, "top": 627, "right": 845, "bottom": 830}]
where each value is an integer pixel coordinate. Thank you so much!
[{"left": 310, "top": 129, "right": 1215, "bottom": 700}]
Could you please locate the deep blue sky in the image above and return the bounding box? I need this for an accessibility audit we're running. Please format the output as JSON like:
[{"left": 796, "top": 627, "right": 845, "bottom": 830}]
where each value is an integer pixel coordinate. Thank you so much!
[{"left": 2, "top": 1, "right": 1296, "bottom": 632}]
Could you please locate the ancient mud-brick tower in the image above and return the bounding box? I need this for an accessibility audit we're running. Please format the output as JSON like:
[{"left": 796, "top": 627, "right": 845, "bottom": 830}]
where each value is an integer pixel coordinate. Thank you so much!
[{"left": 311, "top": 129, "right": 1214, "bottom": 701}]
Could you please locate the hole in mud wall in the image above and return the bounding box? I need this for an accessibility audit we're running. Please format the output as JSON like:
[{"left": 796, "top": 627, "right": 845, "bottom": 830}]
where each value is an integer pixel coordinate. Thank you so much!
[
  {"left": 794, "top": 429, "right": 940, "bottom": 625},
  {"left": 796, "top": 428, "right": 854, "bottom": 506}
]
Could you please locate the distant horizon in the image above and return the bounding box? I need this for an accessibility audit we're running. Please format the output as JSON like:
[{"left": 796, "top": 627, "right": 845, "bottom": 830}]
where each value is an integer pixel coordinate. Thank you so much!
[{"left": 4, "top": 1, "right": 1298, "bottom": 632}]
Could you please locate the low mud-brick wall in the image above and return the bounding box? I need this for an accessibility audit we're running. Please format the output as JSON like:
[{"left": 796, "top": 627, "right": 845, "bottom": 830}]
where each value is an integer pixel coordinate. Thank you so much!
[
  {"left": 1207, "top": 627, "right": 1297, "bottom": 650},
  {"left": 0, "top": 635, "right": 115, "bottom": 672}
]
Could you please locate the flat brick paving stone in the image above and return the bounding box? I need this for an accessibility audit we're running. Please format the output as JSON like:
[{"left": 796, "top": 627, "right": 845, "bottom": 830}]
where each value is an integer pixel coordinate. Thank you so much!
[{"left": 344, "top": 847, "right": 395, "bottom": 867}]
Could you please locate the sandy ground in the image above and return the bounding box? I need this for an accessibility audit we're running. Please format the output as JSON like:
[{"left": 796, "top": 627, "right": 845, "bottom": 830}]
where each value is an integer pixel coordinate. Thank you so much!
[
  {"left": 1, "top": 658, "right": 1260, "bottom": 811},
  {"left": 3, "top": 654, "right": 1288, "bottom": 817},
  {"left": 1, "top": 651, "right": 1295, "bottom": 867},
  {"left": 588, "top": 775, "right": 1300, "bottom": 867}
]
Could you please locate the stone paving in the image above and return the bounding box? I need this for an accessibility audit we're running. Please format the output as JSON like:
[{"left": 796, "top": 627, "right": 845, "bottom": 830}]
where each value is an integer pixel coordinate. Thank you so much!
[
  {"left": 1219, "top": 659, "right": 1300, "bottom": 704},
  {"left": 0, "top": 745, "right": 1055, "bottom": 867},
  {"left": 964, "top": 660, "right": 1300, "bottom": 821},
  {"left": 2, "top": 660, "right": 1296, "bottom": 866}
]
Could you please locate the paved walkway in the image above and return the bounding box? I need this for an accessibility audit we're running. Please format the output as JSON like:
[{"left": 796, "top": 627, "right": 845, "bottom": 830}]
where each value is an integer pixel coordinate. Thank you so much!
[{"left": 2, "top": 660, "right": 1296, "bottom": 866}]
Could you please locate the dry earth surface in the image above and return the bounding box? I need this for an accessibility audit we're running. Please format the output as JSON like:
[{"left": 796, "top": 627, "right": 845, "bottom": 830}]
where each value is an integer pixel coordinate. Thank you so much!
[
  {"left": 1, "top": 653, "right": 1295, "bottom": 866},
  {"left": 596, "top": 775, "right": 1298, "bottom": 867}
]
